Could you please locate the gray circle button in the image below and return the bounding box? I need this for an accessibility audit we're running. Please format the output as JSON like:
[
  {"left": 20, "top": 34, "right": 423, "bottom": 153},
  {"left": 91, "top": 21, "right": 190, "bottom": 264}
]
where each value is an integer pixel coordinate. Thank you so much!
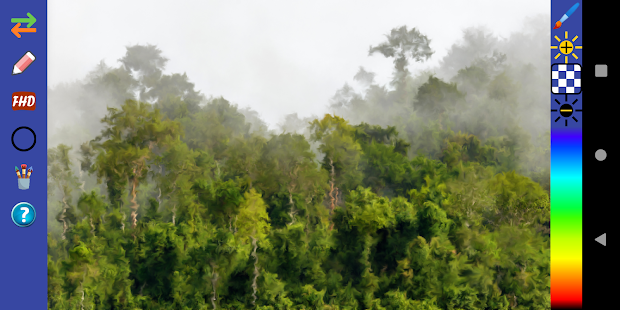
[{"left": 595, "top": 149, "right": 607, "bottom": 161}]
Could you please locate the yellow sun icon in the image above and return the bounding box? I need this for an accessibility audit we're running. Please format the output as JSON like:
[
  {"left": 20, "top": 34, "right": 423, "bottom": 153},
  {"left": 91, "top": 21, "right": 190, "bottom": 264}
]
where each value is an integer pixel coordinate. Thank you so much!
[{"left": 551, "top": 31, "right": 582, "bottom": 64}]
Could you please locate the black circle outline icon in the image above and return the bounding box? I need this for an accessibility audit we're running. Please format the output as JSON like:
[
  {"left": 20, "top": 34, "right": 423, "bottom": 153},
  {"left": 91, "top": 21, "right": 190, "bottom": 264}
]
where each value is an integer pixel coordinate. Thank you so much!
[{"left": 12, "top": 126, "right": 36, "bottom": 152}]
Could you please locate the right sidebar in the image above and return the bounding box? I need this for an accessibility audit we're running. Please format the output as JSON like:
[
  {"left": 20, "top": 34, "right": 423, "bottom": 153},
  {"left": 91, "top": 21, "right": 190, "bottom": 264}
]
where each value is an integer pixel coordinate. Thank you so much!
[
  {"left": 581, "top": 1, "right": 613, "bottom": 309},
  {"left": 550, "top": 2, "right": 583, "bottom": 309}
]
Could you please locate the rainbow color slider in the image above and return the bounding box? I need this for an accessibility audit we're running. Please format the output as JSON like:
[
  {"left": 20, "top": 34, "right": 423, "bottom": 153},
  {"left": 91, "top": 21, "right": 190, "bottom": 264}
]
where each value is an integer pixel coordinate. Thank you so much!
[{"left": 554, "top": 3, "right": 579, "bottom": 29}]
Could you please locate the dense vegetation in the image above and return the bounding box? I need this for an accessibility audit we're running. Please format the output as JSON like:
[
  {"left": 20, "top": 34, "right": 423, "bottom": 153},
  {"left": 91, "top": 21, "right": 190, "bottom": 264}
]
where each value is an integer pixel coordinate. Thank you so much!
[{"left": 47, "top": 22, "right": 550, "bottom": 309}]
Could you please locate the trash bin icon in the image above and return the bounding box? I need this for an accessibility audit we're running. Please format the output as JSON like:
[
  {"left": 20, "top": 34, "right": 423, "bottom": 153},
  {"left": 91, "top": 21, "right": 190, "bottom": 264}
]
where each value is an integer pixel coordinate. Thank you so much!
[{"left": 18, "top": 178, "right": 30, "bottom": 190}]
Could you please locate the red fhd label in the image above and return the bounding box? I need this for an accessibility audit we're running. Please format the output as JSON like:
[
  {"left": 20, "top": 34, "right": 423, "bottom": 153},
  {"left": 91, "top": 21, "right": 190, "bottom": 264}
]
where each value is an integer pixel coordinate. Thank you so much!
[{"left": 12, "top": 92, "right": 36, "bottom": 111}]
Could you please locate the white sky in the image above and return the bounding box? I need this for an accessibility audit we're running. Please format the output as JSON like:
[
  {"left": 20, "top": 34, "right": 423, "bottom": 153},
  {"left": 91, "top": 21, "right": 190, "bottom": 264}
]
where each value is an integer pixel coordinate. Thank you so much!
[{"left": 49, "top": 0, "right": 549, "bottom": 128}]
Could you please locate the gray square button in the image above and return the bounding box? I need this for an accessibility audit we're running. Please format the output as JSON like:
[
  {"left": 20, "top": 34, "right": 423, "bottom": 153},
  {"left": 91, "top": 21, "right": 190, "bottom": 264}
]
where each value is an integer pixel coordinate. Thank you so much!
[{"left": 595, "top": 64, "right": 607, "bottom": 77}]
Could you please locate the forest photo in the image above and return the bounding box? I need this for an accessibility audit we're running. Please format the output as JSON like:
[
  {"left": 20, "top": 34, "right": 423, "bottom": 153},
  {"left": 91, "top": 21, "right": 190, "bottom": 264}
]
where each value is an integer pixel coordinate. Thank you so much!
[{"left": 47, "top": 1, "right": 550, "bottom": 309}]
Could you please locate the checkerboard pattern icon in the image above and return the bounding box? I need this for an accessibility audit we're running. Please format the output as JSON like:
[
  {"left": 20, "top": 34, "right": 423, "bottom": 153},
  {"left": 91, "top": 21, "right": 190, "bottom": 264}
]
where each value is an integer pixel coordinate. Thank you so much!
[{"left": 552, "top": 64, "right": 581, "bottom": 94}]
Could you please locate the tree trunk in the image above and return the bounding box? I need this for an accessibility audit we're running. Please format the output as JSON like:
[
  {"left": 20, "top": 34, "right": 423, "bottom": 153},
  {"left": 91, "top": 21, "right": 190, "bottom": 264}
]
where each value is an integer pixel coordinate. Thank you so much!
[
  {"left": 172, "top": 204, "right": 177, "bottom": 226},
  {"left": 250, "top": 236, "right": 260, "bottom": 305},
  {"left": 80, "top": 267, "right": 86, "bottom": 310},
  {"left": 59, "top": 183, "right": 69, "bottom": 240},
  {"left": 78, "top": 170, "right": 86, "bottom": 193},
  {"left": 210, "top": 261, "right": 219, "bottom": 309},
  {"left": 89, "top": 216, "right": 95, "bottom": 237},
  {"left": 60, "top": 208, "right": 67, "bottom": 240},
  {"left": 304, "top": 195, "right": 313, "bottom": 236},
  {"left": 130, "top": 174, "right": 140, "bottom": 230},
  {"left": 157, "top": 166, "right": 163, "bottom": 207},
  {"left": 157, "top": 187, "right": 162, "bottom": 209},
  {"left": 139, "top": 281, "right": 147, "bottom": 296},
  {"left": 328, "top": 158, "right": 336, "bottom": 230},
  {"left": 287, "top": 191, "right": 297, "bottom": 226},
  {"left": 246, "top": 168, "right": 253, "bottom": 189}
]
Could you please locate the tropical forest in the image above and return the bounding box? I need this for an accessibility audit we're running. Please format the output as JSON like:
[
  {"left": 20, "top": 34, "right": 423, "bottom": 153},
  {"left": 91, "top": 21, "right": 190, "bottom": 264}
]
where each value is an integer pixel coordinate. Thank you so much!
[{"left": 47, "top": 18, "right": 551, "bottom": 309}]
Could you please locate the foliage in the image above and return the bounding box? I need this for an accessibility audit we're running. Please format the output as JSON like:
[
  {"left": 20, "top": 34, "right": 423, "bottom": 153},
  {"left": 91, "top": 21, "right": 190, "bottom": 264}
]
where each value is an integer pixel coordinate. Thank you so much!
[{"left": 48, "top": 26, "right": 550, "bottom": 309}]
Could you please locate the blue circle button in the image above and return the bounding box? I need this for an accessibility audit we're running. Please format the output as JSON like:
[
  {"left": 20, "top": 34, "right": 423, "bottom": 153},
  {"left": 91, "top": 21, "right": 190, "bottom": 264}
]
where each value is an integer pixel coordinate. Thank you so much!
[{"left": 11, "top": 202, "right": 36, "bottom": 227}]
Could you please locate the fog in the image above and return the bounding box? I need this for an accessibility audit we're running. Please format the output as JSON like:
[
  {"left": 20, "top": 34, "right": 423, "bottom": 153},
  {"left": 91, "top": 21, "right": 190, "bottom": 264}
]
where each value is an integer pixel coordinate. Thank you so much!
[
  {"left": 47, "top": 1, "right": 551, "bottom": 212},
  {"left": 45, "top": 3, "right": 554, "bottom": 306},
  {"left": 49, "top": 0, "right": 549, "bottom": 131}
]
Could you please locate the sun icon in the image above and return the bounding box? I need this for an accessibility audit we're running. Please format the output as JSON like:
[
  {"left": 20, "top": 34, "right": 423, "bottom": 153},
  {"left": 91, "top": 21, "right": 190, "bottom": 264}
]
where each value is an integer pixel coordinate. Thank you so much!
[
  {"left": 551, "top": 98, "right": 581, "bottom": 127},
  {"left": 551, "top": 31, "right": 582, "bottom": 64}
]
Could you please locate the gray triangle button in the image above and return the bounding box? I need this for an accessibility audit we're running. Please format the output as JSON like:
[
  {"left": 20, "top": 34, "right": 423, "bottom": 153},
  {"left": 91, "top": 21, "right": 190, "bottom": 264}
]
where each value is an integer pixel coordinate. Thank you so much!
[{"left": 595, "top": 233, "right": 606, "bottom": 246}]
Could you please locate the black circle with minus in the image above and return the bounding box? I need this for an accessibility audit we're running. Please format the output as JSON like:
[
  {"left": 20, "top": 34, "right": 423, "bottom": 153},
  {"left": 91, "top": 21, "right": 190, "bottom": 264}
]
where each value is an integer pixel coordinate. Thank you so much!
[
  {"left": 12, "top": 126, "right": 36, "bottom": 152},
  {"left": 560, "top": 104, "right": 574, "bottom": 117}
]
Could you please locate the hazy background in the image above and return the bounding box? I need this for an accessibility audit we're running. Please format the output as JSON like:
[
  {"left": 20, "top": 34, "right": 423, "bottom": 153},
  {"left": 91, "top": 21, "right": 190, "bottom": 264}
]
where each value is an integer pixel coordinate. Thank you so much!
[
  {"left": 44, "top": 3, "right": 555, "bottom": 307},
  {"left": 49, "top": 0, "right": 549, "bottom": 129}
]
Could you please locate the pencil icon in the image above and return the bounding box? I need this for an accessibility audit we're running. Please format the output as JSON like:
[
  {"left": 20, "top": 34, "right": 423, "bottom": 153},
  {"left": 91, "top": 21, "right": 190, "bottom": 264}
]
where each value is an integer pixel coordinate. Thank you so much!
[
  {"left": 13, "top": 51, "right": 36, "bottom": 75},
  {"left": 15, "top": 166, "right": 21, "bottom": 178},
  {"left": 554, "top": 3, "right": 579, "bottom": 29}
]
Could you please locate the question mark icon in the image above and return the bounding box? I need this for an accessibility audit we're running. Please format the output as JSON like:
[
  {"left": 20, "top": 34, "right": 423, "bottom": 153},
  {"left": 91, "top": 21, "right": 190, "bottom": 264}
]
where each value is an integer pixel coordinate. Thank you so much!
[
  {"left": 11, "top": 202, "right": 35, "bottom": 227},
  {"left": 20, "top": 207, "right": 29, "bottom": 223}
]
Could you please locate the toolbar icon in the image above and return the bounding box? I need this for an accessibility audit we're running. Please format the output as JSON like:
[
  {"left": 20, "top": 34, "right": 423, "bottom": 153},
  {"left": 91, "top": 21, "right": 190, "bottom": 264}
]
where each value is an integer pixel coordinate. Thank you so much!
[
  {"left": 552, "top": 31, "right": 582, "bottom": 64},
  {"left": 11, "top": 126, "right": 36, "bottom": 152},
  {"left": 10, "top": 13, "right": 37, "bottom": 38},
  {"left": 13, "top": 51, "right": 36, "bottom": 75},
  {"left": 16, "top": 164, "right": 33, "bottom": 190},
  {"left": 11, "top": 202, "right": 36, "bottom": 227},
  {"left": 553, "top": 3, "right": 579, "bottom": 30},
  {"left": 551, "top": 97, "right": 581, "bottom": 127},
  {"left": 552, "top": 64, "right": 581, "bottom": 95},
  {"left": 12, "top": 92, "right": 36, "bottom": 111}
]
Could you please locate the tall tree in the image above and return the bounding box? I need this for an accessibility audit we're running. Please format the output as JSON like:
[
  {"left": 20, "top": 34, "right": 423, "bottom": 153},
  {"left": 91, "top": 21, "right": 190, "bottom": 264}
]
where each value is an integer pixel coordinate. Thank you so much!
[
  {"left": 310, "top": 115, "right": 363, "bottom": 226},
  {"left": 90, "top": 100, "right": 181, "bottom": 229},
  {"left": 414, "top": 76, "right": 465, "bottom": 126},
  {"left": 48, "top": 144, "right": 79, "bottom": 240},
  {"left": 225, "top": 135, "right": 267, "bottom": 189},
  {"left": 369, "top": 26, "right": 434, "bottom": 98},
  {"left": 256, "top": 133, "right": 328, "bottom": 228}
]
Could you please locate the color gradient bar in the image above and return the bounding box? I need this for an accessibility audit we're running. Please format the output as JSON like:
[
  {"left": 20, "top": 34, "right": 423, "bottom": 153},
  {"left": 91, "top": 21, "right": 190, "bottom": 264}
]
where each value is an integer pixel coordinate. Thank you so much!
[
  {"left": 551, "top": 129, "right": 582, "bottom": 308},
  {"left": 550, "top": 1, "right": 583, "bottom": 309}
]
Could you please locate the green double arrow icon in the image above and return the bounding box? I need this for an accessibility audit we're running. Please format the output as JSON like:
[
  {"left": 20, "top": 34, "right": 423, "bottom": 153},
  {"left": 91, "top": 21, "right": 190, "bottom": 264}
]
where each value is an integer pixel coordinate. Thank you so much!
[
  {"left": 11, "top": 12, "right": 37, "bottom": 28},
  {"left": 11, "top": 12, "right": 37, "bottom": 38}
]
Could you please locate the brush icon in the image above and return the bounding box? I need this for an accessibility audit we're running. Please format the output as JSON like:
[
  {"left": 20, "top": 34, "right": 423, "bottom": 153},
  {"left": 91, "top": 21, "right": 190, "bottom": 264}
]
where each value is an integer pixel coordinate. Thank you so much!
[
  {"left": 16, "top": 163, "right": 32, "bottom": 190},
  {"left": 554, "top": 3, "right": 579, "bottom": 30}
]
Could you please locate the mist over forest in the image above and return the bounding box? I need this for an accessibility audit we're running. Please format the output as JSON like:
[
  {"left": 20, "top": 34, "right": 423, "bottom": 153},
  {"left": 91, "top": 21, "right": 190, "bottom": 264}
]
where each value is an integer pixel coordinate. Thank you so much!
[{"left": 47, "top": 14, "right": 550, "bottom": 309}]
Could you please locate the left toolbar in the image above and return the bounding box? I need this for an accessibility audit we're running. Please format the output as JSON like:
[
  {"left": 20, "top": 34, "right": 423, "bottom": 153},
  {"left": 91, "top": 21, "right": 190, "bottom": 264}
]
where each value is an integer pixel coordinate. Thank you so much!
[{"left": 1, "top": 2, "right": 48, "bottom": 309}]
